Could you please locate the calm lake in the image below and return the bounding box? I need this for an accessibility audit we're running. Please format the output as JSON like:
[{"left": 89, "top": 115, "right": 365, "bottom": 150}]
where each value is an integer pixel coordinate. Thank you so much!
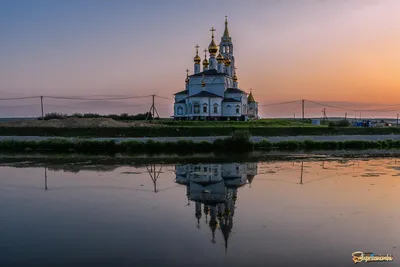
[{"left": 0, "top": 158, "right": 399, "bottom": 266}]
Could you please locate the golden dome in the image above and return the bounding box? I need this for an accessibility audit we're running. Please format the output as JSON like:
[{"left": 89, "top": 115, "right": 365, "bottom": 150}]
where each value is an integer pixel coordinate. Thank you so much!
[
  {"left": 224, "top": 57, "right": 231, "bottom": 66},
  {"left": 185, "top": 69, "right": 189, "bottom": 83},
  {"left": 208, "top": 27, "right": 218, "bottom": 55},
  {"left": 232, "top": 73, "right": 238, "bottom": 82},
  {"left": 216, "top": 53, "right": 224, "bottom": 63},
  {"left": 194, "top": 44, "right": 201, "bottom": 64},
  {"left": 201, "top": 79, "right": 206, "bottom": 87},
  {"left": 248, "top": 91, "right": 255, "bottom": 102},
  {"left": 203, "top": 58, "right": 209, "bottom": 67}
]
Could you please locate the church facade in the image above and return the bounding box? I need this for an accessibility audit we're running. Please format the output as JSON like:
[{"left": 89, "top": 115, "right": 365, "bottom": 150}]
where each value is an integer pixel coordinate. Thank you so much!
[{"left": 173, "top": 17, "right": 259, "bottom": 121}]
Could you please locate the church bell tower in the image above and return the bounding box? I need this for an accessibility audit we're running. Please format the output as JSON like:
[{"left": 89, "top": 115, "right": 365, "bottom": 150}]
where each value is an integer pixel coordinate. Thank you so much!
[{"left": 219, "top": 16, "right": 235, "bottom": 73}]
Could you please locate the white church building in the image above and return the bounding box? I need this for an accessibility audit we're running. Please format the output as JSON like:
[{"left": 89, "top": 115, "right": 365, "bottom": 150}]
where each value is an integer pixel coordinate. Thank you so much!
[{"left": 173, "top": 17, "right": 259, "bottom": 121}]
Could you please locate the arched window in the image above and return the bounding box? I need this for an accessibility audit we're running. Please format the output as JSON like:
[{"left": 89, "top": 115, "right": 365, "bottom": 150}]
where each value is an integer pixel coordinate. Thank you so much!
[
  {"left": 194, "top": 102, "right": 200, "bottom": 114},
  {"left": 236, "top": 105, "right": 240, "bottom": 114},
  {"left": 177, "top": 106, "right": 183, "bottom": 115},
  {"left": 213, "top": 103, "right": 218, "bottom": 113},
  {"left": 227, "top": 46, "right": 230, "bottom": 53},
  {"left": 203, "top": 103, "right": 207, "bottom": 113}
]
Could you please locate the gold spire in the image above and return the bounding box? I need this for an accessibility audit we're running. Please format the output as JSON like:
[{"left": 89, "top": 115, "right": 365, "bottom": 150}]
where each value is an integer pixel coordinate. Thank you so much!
[
  {"left": 208, "top": 27, "right": 218, "bottom": 55},
  {"left": 202, "top": 49, "right": 209, "bottom": 67},
  {"left": 222, "top": 16, "right": 231, "bottom": 41},
  {"left": 224, "top": 56, "right": 231, "bottom": 66},
  {"left": 248, "top": 89, "right": 255, "bottom": 102},
  {"left": 185, "top": 69, "right": 189, "bottom": 83},
  {"left": 232, "top": 68, "right": 238, "bottom": 82},
  {"left": 194, "top": 44, "right": 201, "bottom": 64},
  {"left": 216, "top": 52, "right": 224, "bottom": 63}
]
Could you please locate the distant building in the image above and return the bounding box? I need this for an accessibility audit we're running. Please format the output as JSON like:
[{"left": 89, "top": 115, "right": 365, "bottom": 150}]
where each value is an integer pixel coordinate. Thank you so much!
[{"left": 173, "top": 17, "right": 259, "bottom": 121}]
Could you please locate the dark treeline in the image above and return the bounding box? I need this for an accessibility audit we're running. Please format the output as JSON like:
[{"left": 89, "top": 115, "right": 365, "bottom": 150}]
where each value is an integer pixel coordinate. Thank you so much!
[
  {"left": 39, "top": 112, "right": 154, "bottom": 121},
  {"left": 1, "top": 131, "right": 400, "bottom": 154}
]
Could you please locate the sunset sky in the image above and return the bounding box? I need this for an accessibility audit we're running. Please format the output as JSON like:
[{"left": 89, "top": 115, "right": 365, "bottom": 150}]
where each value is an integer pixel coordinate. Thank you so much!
[{"left": 1, "top": 0, "right": 400, "bottom": 118}]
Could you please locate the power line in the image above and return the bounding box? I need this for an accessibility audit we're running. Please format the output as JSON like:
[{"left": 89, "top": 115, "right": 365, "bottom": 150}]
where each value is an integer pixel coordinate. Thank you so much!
[
  {"left": 0, "top": 96, "right": 39, "bottom": 101},
  {"left": 259, "top": 100, "right": 301, "bottom": 107},
  {"left": 0, "top": 104, "right": 39, "bottom": 108},
  {"left": 44, "top": 95, "right": 152, "bottom": 101}
]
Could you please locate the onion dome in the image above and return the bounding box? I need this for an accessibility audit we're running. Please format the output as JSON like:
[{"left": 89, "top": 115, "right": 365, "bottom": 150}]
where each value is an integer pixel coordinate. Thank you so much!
[
  {"left": 208, "top": 27, "right": 218, "bottom": 55},
  {"left": 203, "top": 57, "right": 209, "bottom": 67},
  {"left": 224, "top": 57, "right": 231, "bottom": 66},
  {"left": 201, "top": 79, "right": 206, "bottom": 87},
  {"left": 194, "top": 44, "right": 201, "bottom": 64},
  {"left": 248, "top": 91, "right": 255, "bottom": 103},
  {"left": 232, "top": 72, "right": 238, "bottom": 82},
  {"left": 216, "top": 52, "right": 224, "bottom": 63}
]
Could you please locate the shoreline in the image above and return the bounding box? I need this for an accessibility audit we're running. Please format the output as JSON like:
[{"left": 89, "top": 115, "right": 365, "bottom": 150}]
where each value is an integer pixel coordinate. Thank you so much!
[{"left": 0, "top": 134, "right": 400, "bottom": 143}]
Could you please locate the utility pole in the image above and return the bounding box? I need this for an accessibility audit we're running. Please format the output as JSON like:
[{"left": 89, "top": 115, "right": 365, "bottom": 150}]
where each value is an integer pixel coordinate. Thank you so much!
[
  {"left": 345, "top": 112, "right": 347, "bottom": 120},
  {"left": 145, "top": 94, "right": 161, "bottom": 122},
  {"left": 322, "top": 108, "right": 327, "bottom": 123},
  {"left": 397, "top": 114, "right": 399, "bottom": 127},
  {"left": 40, "top": 96, "right": 44, "bottom": 120},
  {"left": 302, "top": 99, "right": 305, "bottom": 120},
  {"left": 293, "top": 113, "right": 296, "bottom": 120}
]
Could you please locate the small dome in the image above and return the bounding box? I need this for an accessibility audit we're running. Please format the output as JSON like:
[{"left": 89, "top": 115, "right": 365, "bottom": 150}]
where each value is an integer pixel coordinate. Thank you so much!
[
  {"left": 201, "top": 79, "right": 206, "bottom": 87},
  {"left": 203, "top": 58, "right": 209, "bottom": 67},
  {"left": 224, "top": 57, "right": 231, "bottom": 66},
  {"left": 194, "top": 54, "right": 201, "bottom": 64},
  {"left": 208, "top": 39, "right": 218, "bottom": 55},
  {"left": 185, "top": 77, "right": 189, "bottom": 83},
  {"left": 216, "top": 53, "right": 224, "bottom": 63},
  {"left": 232, "top": 73, "right": 238, "bottom": 82}
]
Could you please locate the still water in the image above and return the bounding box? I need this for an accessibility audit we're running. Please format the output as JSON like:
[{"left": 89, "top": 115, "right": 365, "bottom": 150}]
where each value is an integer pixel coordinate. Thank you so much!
[{"left": 0, "top": 158, "right": 399, "bottom": 266}]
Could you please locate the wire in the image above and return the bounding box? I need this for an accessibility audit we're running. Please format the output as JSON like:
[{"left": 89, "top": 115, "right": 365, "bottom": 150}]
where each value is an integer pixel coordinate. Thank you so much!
[
  {"left": 0, "top": 104, "right": 39, "bottom": 108},
  {"left": 0, "top": 96, "right": 39, "bottom": 101},
  {"left": 259, "top": 100, "right": 301, "bottom": 107},
  {"left": 45, "top": 103, "right": 150, "bottom": 109},
  {"left": 155, "top": 95, "right": 174, "bottom": 100},
  {"left": 43, "top": 95, "right": 152, "bottom": 101}
]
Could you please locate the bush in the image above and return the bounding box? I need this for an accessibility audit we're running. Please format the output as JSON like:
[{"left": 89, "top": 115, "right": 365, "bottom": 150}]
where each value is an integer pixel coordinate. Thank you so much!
[{"left": 328, "top": 119, "right": 351, "bottom": 128}]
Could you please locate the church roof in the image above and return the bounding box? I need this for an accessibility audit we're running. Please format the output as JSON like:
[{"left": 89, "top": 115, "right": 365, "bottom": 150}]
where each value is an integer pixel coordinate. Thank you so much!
[
  {"left": 248, "top": 91, "right": 256, "bottom": 102},
  {"left": 225, "top": 88, "right": 247, "bottom": 94},
  {"left": 222, "top": 98, "right": 241, "bottom": 103},
  {"left": 176, "top": 99, "right": 186, "bottom": 104},
  {"left": 174, "top": 90, "right": 188, "bottom": 95},
  {"left": 189, "top": 69, "right": 228, "bottom": 77},
  {"left": 190, "top": 91, "right": 223, "bottom": 98}
]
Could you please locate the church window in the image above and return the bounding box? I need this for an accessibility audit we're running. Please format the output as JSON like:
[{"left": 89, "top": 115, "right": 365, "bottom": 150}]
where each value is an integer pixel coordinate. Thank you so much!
[
  {"left": 194, "top": 103, "right": 200, "bottom": 114},
  {"left": 213, "top": 104, "right": 218, "bottom": 113},
  {"left": 227, "top": 46, "right": 230, "bottom": 53},
  {"left": 236, "top": 105, "right": 240, "bottom": 114},
  {"left": 203, "top": 167, "right": 207, "bottom": 172},
  {"left": 177, "top": 106, "right": 183, "bottom": 115},
  {"left": 222, "top": 46, "right": 226, "bottom": 53},
  {"left": 203, "top": 104, "right": 207, "bottom": 113}
]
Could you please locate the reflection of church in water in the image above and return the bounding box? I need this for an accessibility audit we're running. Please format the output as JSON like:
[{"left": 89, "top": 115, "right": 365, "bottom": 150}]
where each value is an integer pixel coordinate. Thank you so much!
[{"left": 175, "top": 162, "right": 258, "bottom": 251}]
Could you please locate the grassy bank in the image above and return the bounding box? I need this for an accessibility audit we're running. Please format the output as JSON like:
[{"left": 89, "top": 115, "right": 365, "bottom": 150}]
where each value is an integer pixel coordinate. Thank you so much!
[
  {"left": 1, "top": 136, "right": 400, "bottom": 154},
  {"left": 2, "top": 125, "right": 400, "bottom": 137}
]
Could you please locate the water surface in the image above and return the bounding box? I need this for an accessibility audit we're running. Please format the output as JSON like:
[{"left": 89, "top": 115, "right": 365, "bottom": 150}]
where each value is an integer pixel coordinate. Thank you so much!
[{"left": 0, "top": 158, "right": 399, "bottom": 266}]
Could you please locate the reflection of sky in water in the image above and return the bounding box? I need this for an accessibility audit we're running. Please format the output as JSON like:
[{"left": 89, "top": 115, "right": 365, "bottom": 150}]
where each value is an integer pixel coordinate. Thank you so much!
[{"left": 0, "top": 158, "right": 399, "bottom": 267}]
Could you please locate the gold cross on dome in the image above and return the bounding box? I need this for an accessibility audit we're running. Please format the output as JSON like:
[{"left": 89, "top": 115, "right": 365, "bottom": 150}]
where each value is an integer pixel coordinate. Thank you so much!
[
  {"left": 210, "top": 27, "right": 216, "bottom": 37},
  {"left": 195, "top": 44, "right": 199, "bottom": 50},
  {"left": 203, "top": 49, "right": 208, "bottom": 57},
  {"left": 186, "top": 69, "right": 189, "bottom": 74}
]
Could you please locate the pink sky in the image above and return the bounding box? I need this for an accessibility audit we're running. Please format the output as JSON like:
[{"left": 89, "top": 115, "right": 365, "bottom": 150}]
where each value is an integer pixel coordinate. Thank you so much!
[{"left": 1, "top": 0, "right": 400, "bottom": 118}]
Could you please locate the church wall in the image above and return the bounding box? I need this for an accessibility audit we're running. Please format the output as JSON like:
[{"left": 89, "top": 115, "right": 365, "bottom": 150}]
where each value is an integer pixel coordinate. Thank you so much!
[
  {"left": 187, "top": 97, "right": 223, "bottom": 117},
  {"left": 222, "top": 102, "right": 242, "bottom": 117},
  {"left": 189, "top": 77, "right": 225, "bottom": 97},
  {"left": 174, "top": 103, "right": 187, "bottom": 117},
  {"left": 175, "top": 94, "right": 186, "bottom": 102}
]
